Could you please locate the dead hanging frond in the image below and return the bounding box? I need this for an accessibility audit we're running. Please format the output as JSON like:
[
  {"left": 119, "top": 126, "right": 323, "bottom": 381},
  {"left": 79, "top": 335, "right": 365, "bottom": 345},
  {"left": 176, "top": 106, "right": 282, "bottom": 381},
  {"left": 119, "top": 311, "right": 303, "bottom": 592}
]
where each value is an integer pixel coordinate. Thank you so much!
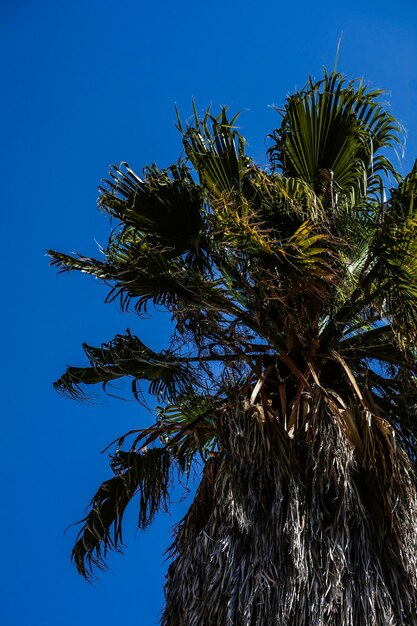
[
  {"left": 162, "top": 392, "right": 417, "bottom": 626},
  {"left": 72, "top": 447, "right": 174, "bottom": 580}
]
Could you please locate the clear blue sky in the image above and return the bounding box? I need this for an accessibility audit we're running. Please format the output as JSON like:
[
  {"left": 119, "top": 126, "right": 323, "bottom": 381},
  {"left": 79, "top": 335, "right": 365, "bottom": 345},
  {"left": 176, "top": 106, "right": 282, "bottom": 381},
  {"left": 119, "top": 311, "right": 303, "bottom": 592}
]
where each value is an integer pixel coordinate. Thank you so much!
[{"left": 2, "top": 1, "right": 417, "bottom": 624}]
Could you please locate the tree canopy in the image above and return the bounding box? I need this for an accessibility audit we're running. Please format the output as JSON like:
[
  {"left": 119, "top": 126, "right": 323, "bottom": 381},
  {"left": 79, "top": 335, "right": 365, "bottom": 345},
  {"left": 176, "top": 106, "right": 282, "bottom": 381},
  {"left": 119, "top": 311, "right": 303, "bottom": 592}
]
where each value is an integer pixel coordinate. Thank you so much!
[{"left": 49, "top": 71, "right": 417, "bottom": 625}]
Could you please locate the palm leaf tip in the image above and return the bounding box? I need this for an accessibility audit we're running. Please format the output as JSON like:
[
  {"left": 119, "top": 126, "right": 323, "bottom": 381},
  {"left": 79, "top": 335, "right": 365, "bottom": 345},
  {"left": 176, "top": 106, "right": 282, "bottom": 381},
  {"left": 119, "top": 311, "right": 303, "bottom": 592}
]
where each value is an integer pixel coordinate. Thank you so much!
[
  {"left": 71, "top": 474, "right": 130, "bottom": 581},
  {"left": 53, "top": 364, "right": 113, "bottom": 399},
  {"left": 47, "top": 249, "right": 109, "bottom": 278}
]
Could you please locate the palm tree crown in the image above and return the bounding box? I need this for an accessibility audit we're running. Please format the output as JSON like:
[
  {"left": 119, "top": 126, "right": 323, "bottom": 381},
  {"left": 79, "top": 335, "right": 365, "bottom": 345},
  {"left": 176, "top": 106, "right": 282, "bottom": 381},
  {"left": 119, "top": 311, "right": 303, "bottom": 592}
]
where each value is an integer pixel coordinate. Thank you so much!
[{"left": 49, "top": 71, "right": 417, "bottom": 626}]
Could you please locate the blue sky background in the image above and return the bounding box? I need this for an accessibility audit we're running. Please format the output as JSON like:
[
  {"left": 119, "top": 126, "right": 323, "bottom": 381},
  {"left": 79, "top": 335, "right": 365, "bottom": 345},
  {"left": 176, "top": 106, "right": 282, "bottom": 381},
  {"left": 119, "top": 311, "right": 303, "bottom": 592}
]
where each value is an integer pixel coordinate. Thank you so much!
[{"left": 2, "top": 1, "right": 417, "bottom": 624}]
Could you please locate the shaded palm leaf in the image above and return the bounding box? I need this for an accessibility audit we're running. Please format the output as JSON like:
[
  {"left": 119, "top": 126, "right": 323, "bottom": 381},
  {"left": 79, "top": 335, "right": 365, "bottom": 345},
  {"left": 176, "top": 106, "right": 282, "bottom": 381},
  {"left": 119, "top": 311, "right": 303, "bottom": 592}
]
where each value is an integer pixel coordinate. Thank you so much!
[
  {"left": 48, "top": 240, "right": 244, "bottom": 319},
  {"left": 72, "top": 447, "right": 173, "bottom": 579},
  {"left": 157, "top": 394, "right": 223, "bottom": 464},
  {"left": 373, "top": 163, "right": 417, "bottom": 339},
  {"left": 99, "top": 162, "right": 204, "bottom": 255},
  {"left": 339, "top": 323, "right": 417, "bottom": 371},
  {"left": 54, "top": 331, "right": 197, "bottom": 401}
]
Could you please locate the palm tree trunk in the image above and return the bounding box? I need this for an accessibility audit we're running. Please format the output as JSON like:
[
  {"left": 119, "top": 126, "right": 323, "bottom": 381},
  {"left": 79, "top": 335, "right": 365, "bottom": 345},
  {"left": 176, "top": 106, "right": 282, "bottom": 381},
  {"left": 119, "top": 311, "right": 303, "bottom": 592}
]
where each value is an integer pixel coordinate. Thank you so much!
[{"left": 162, "top": 401, "right": 417, "bottom": 626}]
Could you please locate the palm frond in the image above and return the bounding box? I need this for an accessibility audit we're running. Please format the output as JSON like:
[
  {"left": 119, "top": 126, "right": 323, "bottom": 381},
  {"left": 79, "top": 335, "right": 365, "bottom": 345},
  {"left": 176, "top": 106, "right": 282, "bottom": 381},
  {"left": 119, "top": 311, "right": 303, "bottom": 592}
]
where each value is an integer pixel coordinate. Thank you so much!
[
  {"left": 48, "top": 250, "right": 110, "bottom": 279},
  {"left": 72, "top": 447, "right": 173, "bottom": 579},
  {"left": 339, "top": 323, "right": 417, "bottom": 371},
  {"left": 54, "top": 331, "right": 198, "bottom": 401},
  {"left": 373, "top": 162, "right": 417, "bottom": 340},
  {"left": 178, "top": 104, "right": 247, "bottom": 197},
  {"left": 49, "top": 236, "right": 245, "bottom": 320},
  {"left": 157, "top": 394, "right": 222, "bottom": 464},
  {"left": 98, "top": 162, "right": 204, "bottom": 255},
  {"left": 268, "top": 71, "right": 401, "bottom": 218}
]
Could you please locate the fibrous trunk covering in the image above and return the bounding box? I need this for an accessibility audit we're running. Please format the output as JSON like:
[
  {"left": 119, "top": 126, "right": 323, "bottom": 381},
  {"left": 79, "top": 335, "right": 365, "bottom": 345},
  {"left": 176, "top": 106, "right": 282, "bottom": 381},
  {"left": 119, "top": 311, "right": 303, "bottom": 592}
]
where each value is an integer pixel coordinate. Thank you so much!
[{"left": 162, "top": 401, "right": 417, "bottom": 626}]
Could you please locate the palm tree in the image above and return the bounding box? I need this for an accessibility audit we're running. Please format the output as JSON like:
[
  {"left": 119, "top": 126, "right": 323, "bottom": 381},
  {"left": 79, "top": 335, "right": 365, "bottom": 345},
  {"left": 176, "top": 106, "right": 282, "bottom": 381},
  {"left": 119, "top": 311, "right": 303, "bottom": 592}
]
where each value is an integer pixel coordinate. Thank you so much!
[{"left": 49, "top": 71, "right": 417, "bottom": 625}]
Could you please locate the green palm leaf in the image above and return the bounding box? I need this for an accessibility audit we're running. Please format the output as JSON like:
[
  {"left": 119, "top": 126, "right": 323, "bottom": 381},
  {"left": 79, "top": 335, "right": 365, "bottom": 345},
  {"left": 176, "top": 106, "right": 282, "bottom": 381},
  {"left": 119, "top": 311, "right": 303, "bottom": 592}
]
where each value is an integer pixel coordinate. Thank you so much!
[
  {"left": 268, "top": 71, "right": 401, "bottom": 218},
  {"left": 373, "top": 162, "right": 417, "bottom": 339},
  {"left": 178, "top": 104, "right": 247, "bottom": 197}
]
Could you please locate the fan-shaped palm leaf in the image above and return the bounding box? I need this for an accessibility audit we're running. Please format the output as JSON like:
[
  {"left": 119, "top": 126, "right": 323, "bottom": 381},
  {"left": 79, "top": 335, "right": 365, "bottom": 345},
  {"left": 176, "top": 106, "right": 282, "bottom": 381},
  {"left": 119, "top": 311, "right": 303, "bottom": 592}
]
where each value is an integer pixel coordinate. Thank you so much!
[
  {"left": 178, "top": 104, "right": 247, "bottom": 197},
  {"left": 99, "top": 162, "right": 204, "bottom": 255},
  {"left": 268, "top": 71, "right": 401, "bottom": 217}
]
